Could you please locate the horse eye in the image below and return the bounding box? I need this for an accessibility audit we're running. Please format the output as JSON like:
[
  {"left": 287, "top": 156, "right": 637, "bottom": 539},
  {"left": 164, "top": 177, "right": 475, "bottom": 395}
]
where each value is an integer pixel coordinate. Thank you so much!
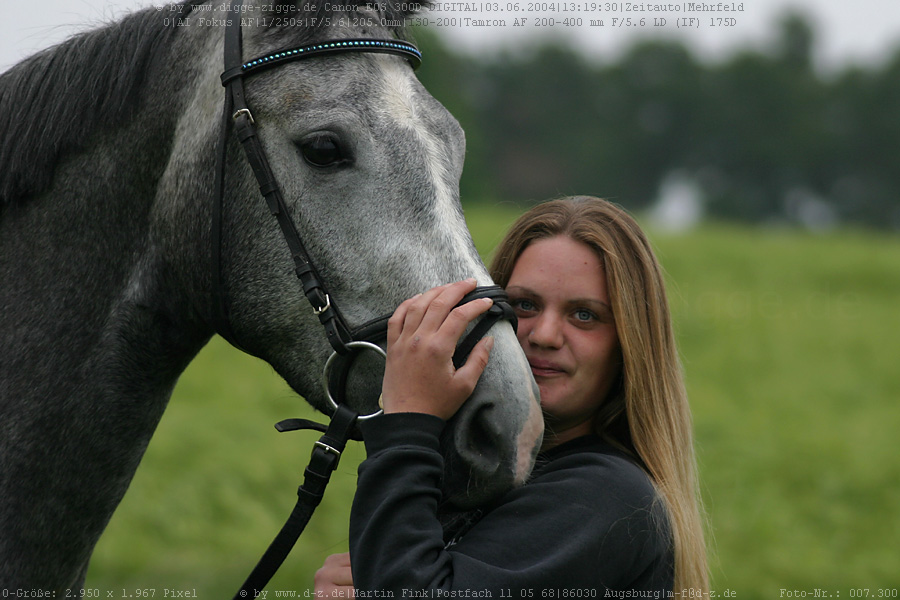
[{"left": 300, "top": 134, "right": 349, "bottom": 169}]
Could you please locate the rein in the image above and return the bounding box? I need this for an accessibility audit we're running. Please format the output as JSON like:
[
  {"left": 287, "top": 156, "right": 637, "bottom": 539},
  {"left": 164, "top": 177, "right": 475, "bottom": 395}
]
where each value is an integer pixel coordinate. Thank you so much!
[{"left": 211, "top": 1, "right": 517, "bottom": 596}]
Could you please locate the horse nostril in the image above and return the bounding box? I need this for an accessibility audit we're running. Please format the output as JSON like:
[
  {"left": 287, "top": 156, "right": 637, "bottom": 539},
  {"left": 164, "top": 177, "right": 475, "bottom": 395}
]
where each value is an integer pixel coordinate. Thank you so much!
[{"left": 454, "top": 401, "right": 503, "bottom": 476}]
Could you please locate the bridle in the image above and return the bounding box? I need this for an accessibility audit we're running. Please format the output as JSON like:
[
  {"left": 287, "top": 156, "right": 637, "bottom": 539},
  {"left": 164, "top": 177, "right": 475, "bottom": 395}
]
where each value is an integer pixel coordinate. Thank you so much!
[
  {"left": 211, "top": 0, "right": 516, "bottom": 415},
  {"left": 210, "top": 0, "right": 517, "bottom": 595}
]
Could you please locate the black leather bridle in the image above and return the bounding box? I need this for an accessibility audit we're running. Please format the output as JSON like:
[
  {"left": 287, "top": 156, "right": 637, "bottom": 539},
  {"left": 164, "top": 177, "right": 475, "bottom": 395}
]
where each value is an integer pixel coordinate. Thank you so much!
[
  {"left": 211, "top": 0, "right": 518, "bottom": 595},
  {"left": 212, "top": 0, "right": 516, "bottom": 413}
]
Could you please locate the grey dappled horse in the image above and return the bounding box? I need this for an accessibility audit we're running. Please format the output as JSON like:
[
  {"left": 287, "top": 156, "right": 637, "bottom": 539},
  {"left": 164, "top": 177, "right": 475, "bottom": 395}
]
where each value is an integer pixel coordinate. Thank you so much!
[{"left": 0, "top": 0, "right": 542, "bottom": 590}]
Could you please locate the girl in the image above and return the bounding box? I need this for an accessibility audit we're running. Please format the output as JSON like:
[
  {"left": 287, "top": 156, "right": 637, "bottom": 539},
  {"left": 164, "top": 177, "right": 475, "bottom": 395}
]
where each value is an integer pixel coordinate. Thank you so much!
[{"left": 316, "top": 197, "right": 708, "bottom": 595}]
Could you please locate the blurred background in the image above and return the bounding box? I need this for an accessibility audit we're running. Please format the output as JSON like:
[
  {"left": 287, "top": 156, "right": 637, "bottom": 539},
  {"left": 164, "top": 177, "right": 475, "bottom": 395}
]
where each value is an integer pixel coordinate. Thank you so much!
[
  {"left": 2, "top": 1, "right": 899, "bottom": 597},
  {"left": 4, "top": 3, "right": 900, "bottom": 228}
]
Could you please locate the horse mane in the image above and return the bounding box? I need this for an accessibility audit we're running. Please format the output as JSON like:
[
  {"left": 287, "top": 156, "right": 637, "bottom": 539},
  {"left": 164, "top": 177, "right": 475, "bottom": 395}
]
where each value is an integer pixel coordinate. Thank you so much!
[
  {"left": 0, "top": 2, "right": 200, "bottom": 207},
  {"left": 0, "top": 0, "right": 424, "bottom": 208}
]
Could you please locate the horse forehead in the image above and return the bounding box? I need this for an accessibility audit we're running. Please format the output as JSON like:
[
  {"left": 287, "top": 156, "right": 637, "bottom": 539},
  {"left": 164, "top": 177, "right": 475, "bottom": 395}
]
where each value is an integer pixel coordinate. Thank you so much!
[
  {"left": 372, "top": 57, "right": 418, "bottom": 121},
  {"left": 370, "top": 57, "right": 461, "bottom": 139},
  {"left": 354, "top": 56, "right": 478, "bottom": 275},
  {"left": 372, "top": 61, "right": 464, "bottom": 179},
  {"left": 368, "top": 57, "right": 464, "bottom": 179}
]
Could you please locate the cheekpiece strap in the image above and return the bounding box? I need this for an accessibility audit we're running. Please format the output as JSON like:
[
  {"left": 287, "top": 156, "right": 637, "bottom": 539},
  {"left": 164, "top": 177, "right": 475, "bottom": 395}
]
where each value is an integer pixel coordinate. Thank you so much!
[{"left": 215, "top": 0, "right": 423, "bottom": 356}]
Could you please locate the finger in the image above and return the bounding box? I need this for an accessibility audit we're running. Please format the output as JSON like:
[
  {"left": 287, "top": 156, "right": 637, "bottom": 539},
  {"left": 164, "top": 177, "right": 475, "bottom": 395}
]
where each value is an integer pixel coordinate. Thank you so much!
[
  {"left": 418, "top": 278, "right": 479, "bottom": 332},
  {"left": 394, "top": 283, "right": 453, "bottom": 340},
  {"left": 314, "top": 553, "right": 354, "bottom": 588},
  {"left": 326, "top": 552, "right": 351, "bottom": 567},
  {"left": 439, "top": 296, "right": 494, "bottom": 345},
  {"left": 387, "top": 283, "right": 450, "bottom": 348},
  {"left": 386, "top": 292, "right": 421, "bottom": 347},
  {"left": 453, "top": 336, "right": 494, "bottom": 390}
]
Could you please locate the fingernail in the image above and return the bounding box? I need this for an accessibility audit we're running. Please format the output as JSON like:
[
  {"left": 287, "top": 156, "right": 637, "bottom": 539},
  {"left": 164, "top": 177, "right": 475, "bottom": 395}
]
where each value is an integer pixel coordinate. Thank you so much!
[
  {"left": 485, "top": 336, "right": 495, "bottom": 350},
  {"left": 481, "top": 297, "right": 494, "bottom": 305},
  {"left": 466, "top": 277, "right": 477, "bottom": 284}
]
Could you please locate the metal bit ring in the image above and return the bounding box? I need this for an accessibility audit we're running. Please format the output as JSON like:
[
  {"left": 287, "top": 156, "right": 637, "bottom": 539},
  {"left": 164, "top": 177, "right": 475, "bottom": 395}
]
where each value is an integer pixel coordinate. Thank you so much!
[{"left": 322, "top": 341, "right": 386, "bottom": 421}]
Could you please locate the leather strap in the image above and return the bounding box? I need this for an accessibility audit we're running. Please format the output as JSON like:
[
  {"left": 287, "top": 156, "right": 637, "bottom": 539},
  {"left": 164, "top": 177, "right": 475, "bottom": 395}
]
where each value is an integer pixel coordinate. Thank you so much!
[
  {"left": 214, "top": 0, "right": 355, "bottom": 353},
  {"left": 230, "top": 107, "right": 355, "bottom": 352},
  {"left": 222, "top": 38, "right": 422, "bottom": 85},
  {"left": 348, "top": 285, "right": 517, "bottom": 346},
  {"left": 212, "top": 0, "right": 426, "bottom": 355},
  {"left": 233, "top": 405, "right": 360, "bottom": 600},
  {"left": 451, "top": 286, "right": 518, "bottom": 369},
  {"left": 210, "top": 76, "right": 240, "bottom": 348}
]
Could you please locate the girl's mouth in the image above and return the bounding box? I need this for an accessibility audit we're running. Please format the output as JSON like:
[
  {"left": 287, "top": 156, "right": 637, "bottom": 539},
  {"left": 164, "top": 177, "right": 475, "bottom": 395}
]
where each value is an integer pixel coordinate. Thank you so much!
[{"left": 528, "top": 358, "right": 567, "bottom": 378}]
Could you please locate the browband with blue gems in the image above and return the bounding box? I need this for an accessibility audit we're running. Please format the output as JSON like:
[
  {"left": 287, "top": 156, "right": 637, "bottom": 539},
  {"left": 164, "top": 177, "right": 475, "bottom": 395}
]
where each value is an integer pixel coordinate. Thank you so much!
[{"left": 222, "top": 38, "right": 422, "bottom": 84}]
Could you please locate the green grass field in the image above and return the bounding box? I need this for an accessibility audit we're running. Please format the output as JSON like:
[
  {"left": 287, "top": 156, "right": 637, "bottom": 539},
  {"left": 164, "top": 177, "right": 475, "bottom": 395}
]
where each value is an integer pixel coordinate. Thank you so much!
[{"left": 85, "top": 202, "right": 900, "bottom": 598}]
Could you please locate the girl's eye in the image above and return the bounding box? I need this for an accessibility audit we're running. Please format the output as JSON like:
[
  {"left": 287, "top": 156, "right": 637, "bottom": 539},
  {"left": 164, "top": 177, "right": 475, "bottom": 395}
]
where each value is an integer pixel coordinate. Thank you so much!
[
  {"left": 512, "top": 298, "right": 537, "bottom": 314},
  {"left": 574, "top": 309, "right": 597, "bottom": 322}
]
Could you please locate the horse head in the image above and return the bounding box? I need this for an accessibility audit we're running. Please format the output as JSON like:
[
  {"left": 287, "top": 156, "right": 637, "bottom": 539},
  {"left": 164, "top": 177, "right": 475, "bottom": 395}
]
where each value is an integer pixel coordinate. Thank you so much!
[{"left": 168, "top": 0, "right": 543, "bottom": 507}]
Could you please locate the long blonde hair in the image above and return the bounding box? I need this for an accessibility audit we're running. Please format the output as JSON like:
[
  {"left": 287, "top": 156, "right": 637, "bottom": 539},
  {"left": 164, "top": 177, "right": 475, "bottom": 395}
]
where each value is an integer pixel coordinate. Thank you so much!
[{"left": 490, "top": 196, "right": 709, "bottom": 592}]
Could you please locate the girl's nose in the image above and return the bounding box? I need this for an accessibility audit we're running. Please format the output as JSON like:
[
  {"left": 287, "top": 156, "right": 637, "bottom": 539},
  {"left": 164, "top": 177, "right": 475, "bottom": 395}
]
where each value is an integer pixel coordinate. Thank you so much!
[{"left": 526, "top": 312, "right": 563, "bottom": 349}]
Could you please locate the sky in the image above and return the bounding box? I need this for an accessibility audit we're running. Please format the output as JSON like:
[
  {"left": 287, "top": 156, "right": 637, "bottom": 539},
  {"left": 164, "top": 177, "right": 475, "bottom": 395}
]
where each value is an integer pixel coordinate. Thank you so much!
[{"left": 2, "top": 0, "right": 900, "bottom": 74}]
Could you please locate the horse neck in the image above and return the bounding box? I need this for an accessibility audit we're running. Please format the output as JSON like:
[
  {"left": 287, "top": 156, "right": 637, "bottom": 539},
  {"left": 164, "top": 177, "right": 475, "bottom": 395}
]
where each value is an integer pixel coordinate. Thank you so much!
[
  {"left": 0, "top": 12, "right": 220, "bottom": 589},
  {"left": 2, "top": 17, "right": 216, "bottom": 386}
]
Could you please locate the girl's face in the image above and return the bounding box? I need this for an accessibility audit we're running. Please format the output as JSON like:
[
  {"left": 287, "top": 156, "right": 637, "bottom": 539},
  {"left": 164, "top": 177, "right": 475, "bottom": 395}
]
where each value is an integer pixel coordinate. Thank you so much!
[{"left": 506, "top": 236, "right": 622, "bottom": 448}]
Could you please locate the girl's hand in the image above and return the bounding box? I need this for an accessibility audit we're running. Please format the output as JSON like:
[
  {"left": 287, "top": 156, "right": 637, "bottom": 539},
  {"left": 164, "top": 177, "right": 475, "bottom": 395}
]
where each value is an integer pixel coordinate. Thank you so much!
[
  {"left": 314, "top": 552, "right": 354, "bottom": 596},
  {"left": 381, "top": 278, "right": 495, "bottom": 420}
]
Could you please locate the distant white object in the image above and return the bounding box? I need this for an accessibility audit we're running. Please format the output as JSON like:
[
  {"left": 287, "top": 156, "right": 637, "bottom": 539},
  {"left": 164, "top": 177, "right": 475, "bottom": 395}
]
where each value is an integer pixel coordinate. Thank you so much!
[
  {"left": 649, "top": 171, "right": 705, "bottom": 232},
  {"left": 784, "top": 187, "right": 838, "bottom": 231}
]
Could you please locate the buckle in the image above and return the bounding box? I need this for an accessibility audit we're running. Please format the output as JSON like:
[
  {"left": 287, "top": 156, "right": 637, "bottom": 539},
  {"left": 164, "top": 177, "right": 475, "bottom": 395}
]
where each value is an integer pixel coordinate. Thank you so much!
[
  {"left": 232, "top": 108, "right": 255, "bottom": 124},
  {"left": 313, "top": 440, "right": 342, "bottom": 459},
  {"left": 313, "top": 294, "right": 331, "bottom": 316}
]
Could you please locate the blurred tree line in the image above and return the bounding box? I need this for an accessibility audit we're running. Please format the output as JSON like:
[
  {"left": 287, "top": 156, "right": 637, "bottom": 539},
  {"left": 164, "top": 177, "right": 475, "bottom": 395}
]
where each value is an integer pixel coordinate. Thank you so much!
[{"left": 413, "top": 13, "right": 900, "bottom": 229}]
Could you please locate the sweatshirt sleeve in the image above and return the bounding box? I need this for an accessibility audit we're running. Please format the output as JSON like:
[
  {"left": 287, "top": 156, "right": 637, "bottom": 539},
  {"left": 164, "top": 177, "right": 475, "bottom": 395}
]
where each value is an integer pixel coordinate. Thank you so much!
[
  {"left": 350, "top": 412, "right": 454, "bottom": 590},
  {"left": 349, "top": 413, "right": 673, "bottom": 596}
]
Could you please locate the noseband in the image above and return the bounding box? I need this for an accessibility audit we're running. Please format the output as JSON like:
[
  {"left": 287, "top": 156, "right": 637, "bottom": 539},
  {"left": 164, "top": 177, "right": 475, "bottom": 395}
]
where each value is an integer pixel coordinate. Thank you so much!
[{"left": 211, "top": 0, "right": 517, "bottom": 417}]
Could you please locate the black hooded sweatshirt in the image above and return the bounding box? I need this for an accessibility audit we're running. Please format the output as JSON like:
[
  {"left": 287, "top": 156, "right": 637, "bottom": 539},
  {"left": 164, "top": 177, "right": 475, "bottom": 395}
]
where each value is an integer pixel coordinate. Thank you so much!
[{"left": 349, "top": 412, "right": 673, "bottom": 597}]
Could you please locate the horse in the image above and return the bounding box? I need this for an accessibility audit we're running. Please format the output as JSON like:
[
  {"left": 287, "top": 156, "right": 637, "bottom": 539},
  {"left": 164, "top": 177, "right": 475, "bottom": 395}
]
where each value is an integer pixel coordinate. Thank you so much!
[{"left": 0, "top": 0, "right": 543, "bottom": 591}]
